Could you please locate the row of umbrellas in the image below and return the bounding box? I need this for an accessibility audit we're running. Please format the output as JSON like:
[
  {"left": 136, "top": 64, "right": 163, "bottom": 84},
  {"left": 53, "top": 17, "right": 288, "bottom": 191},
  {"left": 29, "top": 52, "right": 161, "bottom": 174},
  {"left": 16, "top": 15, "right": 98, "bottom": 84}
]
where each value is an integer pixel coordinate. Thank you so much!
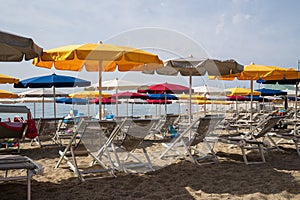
[{"left": 1, "top": 30, "right": 300, "bottom": 121}]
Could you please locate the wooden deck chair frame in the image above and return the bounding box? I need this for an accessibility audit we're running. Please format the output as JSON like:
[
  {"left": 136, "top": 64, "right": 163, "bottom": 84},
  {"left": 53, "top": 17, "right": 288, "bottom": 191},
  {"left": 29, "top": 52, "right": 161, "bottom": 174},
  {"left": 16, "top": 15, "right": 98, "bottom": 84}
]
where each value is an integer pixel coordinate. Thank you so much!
[
  {"left": 0, "top": 154, "right": 42, "bottom": 200},
  {"left": 159, "top": 115, "right": 224, "bottom": 165},
  {"left": 219, "top": 116, "right": 283, "bottom": 165},
  {"left": 54, "top": 119, "right": 116, "bottom": 182},
  {"left": 105, "top": 118, "right": 158, "bottom": 173}
]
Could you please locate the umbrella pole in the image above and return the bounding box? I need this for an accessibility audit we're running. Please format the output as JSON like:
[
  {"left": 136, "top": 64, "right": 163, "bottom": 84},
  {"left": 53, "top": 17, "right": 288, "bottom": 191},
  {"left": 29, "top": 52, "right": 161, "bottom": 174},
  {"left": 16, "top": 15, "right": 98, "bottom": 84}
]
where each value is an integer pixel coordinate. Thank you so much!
[
  {"left": 42, "top": 89, "right": 45, "bottom": 118},
  {"left": 53, "top": 87, "right": 56, "bottom": 119},
  {"left": 34, "top": 102, "right": 36, "bottom": 118},
  {"left": 188, "top": 73, "right": 192, "bottom": 124},
  {"left": 295, "top": 82, "right": 298, "bottom": 120},
  {"left": 98, "top": 61, "right": 103, "bottom": 120},
  {"left": 250, "top": 79, "right": 253, "bottom": 122}
]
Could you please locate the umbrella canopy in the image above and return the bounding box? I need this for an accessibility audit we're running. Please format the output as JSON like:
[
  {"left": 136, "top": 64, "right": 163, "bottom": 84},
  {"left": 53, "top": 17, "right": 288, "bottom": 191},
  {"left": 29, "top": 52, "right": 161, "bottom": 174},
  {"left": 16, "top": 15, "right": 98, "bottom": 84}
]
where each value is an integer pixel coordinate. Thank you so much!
[
  {"left": 86, "top": 78, "right": 147, "bottom": 91},
  {"left": 0, "top": 89, "right": 19, "bottom": 98},
  {"left": 18, "top": 88, "right": 68, "bottom": 97},
  {"left": 14, "top": 73, "right": 91, "bottom": 118},
  {"left": 146, "top": 99, "right": 172, "bottom": 104},
  {"left": 255, "top": 88, "right": 287, "bottom": 96},
  {"left": 0, "top": 30, "right": 43, "bottom": 61},
  {"left": 193, "top": 85, "right": 230, "bottom": 96},
  {"left": 140, "top": 82, "right": 190, "bottom": 94},
  {"left": 144, "top": 56, "right": 243, "bottom": 123},
  {"left": 33, "top": 43, "right": 163, "bottom": 119},
  {"left": 227, "top": 87, "right": 261, "bottom": 96},
  {"left": 111, "top": 91, "right": 147, "bottom": 99},
  {"left": 56, "top": 97, "right": 89, "bottom": 105},
  {"left": 212, "top": 64, "right": 299, "bottom": 122},
  {"left": 14, "top": 73, "right": 91, "bottom": 88},
  {"left": 226, "top": 95, "right": 249, "bottom": 101},
  {"left": 68, "top": 90, "right": 111, "bottom": 98},
  {"left": 91, "top": 97, "right": 117, "bottom": 104},
  {"left": 0, "top": 74, "right": 19, "bottom": 84},
  {"left": 178, "top": 94, "right": 206, "bottom": 100},
  {"left": 147, "top": 93, "right": 178, "bottom": 100}
]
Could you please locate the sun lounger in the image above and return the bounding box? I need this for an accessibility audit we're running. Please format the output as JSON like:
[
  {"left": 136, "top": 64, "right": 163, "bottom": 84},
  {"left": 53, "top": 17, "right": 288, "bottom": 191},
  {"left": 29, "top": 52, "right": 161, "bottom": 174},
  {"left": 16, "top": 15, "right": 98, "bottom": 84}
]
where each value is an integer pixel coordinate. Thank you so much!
[
  {"left": 159, "top": 115, "right": 224, "bottom": 165},
  {"left": 104, "top": 118, "right": 158, "bottom": 173},
  {"left": 0, "top": 122, "right": 28, "bottom": 153},
  {"left": 0, "top": 154, "right": 42, "bottom": 200},
  {"left": 219, "top": 116, "right": 283, "bottom": 164},
  {"left": 54, "top": 119, "right": 116, "bottom": 182}
]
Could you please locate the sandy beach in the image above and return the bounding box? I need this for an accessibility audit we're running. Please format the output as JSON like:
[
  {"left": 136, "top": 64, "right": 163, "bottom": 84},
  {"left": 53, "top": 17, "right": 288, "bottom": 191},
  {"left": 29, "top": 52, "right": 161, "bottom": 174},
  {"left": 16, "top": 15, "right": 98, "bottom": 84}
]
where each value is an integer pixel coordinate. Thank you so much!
[{"left": 1, "top": 134, "right": 300, "bottom": 200}]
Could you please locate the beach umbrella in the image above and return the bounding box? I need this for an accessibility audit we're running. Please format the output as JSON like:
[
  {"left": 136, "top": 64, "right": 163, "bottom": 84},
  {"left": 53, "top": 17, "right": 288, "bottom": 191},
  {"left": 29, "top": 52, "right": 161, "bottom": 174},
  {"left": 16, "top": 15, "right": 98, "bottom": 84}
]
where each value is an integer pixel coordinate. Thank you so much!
[
  {"left": 211, "top": 64, "right": 298, "bottom": 121},
  {"left": 140, "top": 82, "right": 190, "bottom": 94},
  {"left": 56, "top": 97, "right": 89, "bottom": 105},
  {"left": 18, "top": 88, "right": 68, "bottom": 118},
  {"left": 227, "top": 87, "right": 261, "bottom": 114},
  {"left": 255, "top": 88, "right": 287, "bottom": 96},
  {"left": 0, "top": 74, "right": 19, "bottom": 84},
  {"left": 33, "top": 43, "right": 163, "bottom": 119},
  {"left": 88, "top": 79, "right": 148, "bottom": 116},
  {"left": 14, "top": 73, "right": 91, "bottom": 118},
  {"left": 111, "top": 91, "right": 147, "bottom": 116},
  {"left": 68, "top": 90, "right": 111, "bottom": 98},
  {"left": 193, "top": 85, "right": 230, "bottom": 96},
  {"left": 144, "top": 56, "right": 243, "bottom": 123},
  {"left": 257, "top": 78, "right": 300, "bottom": 120},
  {"left": 227, "top": 87, "right": 261, "bottom": 96},
  {"left": 0, "top": 30, "right": 43, "bottom": 61},
  {"left": 0, "top": 89, "right": 19, "bottom": 98}
]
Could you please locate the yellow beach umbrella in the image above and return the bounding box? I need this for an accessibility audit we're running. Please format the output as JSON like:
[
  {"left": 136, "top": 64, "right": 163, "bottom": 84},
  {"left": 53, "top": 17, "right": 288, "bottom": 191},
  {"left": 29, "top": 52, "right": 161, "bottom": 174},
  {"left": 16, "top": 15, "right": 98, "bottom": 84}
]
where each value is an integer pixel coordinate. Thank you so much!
[
  {"left": 227, "top": 87, "right": 261, "bottom": 96},
  {"left": 68, "top": 90, "right": 111, "bottom": 98},
  {"left": 0, "top": 89, "right": 18, "bottom": 98},
  {"left": 0, "top": 74, "right": 19, "bottom": 84},
  {"left": 33, "top": 43, "right": 163, "bottom": 119},
  {"left": 210, "top": 64, "right": 300, "bottom": 81},
  {"left": 178, "top": 94, "right": 206, "bottom": 100}
]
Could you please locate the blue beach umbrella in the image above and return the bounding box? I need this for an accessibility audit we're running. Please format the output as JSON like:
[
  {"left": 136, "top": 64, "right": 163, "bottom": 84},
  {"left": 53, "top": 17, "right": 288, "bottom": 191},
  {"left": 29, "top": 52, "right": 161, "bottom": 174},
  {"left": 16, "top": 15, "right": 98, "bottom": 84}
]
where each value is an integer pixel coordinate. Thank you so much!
[
  {"left": 255, "top": 88, "right": 287, "bottom": 96},
  {"left": 14, "top": 73, "right": 91, "bottom": 118},
  {"left": 56, "top": 97, "right": 89, "bottom": 105}
]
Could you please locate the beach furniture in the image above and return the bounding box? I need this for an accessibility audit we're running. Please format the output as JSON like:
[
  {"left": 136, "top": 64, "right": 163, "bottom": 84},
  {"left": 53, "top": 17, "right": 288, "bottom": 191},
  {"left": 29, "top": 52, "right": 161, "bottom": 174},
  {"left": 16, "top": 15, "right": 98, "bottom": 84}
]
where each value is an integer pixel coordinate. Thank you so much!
[
  {"left": 159, "top": 115, "right": 224, "bottom": 165},
  {"left": 32, "top": 117, "right": 64, "bottom": 147},
  {"left": 0, "top": 105, "right": 33, "bottom": 152},
  {"left": 104, "top": 118, "right": 158, "bottom": 173},
  {"left": 267, "top": 125, "right": 300, "bottom": 156},
  {"left": 219, "top": 116, "right": 282, "bottom": 164},
  {"left": 149, "top": 114, "right": 180, "bottom": 139},
  {"left": 55, "top": 119, "right": 116, "bottom": 182},
  {"left": 0, "top": 154, "right": 42, "bottom": 200}
]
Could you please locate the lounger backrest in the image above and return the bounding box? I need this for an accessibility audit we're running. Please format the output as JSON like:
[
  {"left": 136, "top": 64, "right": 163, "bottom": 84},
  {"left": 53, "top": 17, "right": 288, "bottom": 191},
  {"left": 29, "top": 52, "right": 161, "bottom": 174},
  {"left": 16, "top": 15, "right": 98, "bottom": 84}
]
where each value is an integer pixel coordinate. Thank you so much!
[
  {"left": 120, "top": 119, "right": 157, "bottom": 152},
  {"left": 255, "top": 116, "right": 282, "bottom": 138},
  {"left": 191, "top": 115, "right": 224, "bottom": 146},
  {"left": 79, "top": 120, "right": 108, "bottom": 153}
]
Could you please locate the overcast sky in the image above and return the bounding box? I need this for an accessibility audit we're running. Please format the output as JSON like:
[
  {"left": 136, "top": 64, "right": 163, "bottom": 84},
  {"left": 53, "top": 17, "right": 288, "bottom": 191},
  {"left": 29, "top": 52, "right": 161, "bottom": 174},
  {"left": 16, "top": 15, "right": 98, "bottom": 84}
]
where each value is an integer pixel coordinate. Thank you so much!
[{"left": 1, "top": 0, "right": 300, "bottom": 91}]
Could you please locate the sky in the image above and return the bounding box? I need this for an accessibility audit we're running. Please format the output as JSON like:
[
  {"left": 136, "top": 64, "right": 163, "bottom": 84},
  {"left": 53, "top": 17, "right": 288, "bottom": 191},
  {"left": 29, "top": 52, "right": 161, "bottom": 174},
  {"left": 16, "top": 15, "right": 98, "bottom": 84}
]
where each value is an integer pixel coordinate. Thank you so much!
[{"left": 1, "top": 0, "right": 300, "bottom": 92}]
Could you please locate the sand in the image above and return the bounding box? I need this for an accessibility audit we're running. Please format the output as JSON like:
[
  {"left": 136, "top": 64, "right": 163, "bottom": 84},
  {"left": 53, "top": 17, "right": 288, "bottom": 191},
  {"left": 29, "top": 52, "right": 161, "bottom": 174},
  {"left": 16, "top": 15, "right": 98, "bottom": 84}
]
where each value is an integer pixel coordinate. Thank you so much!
[{"left": 1, "top": 134, "right": 300, "bottom": 200}]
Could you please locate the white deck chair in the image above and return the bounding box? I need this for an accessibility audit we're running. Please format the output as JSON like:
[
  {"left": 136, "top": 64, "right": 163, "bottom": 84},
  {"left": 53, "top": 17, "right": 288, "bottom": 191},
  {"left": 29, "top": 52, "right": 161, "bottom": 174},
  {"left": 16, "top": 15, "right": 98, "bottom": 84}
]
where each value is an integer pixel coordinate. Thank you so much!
[
  {"left": 219, "top": 116, "right": 283, "bottom": 165},
  {"left": 106, "top": 118, "right": 158, "bottom": 173},
  {"left": 159, "top": 115, "right": 224, "bottom": 165},
  {"left": 54, "top": 119, "right": 116, "bottom": 182},
  {"left": 0, "top": 155, "right": 42, "bottom": 200}
]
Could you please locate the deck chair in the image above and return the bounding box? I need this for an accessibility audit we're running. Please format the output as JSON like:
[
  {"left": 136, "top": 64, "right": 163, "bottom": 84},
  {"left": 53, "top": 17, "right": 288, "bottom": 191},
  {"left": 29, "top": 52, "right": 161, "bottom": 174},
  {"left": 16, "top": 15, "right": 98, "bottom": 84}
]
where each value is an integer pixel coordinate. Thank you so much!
[
  {"left": 267, "top": 125, "right": 300, "bottom": 156},
  {"left": 150, "top": 114, "right": 180, "bottom": 139},
  {"left": 159, "top": 115, "right": 224, "bottom": 165},
  {"left": 0, "top": 122, "right": 28, "bottom": 153},
  {"left": 218, "top": 116, "right": 282, "bottom": 165},
  {"left": 0, "top": 154, "right": 42, "bottom": 200},
  {"left": 54, "top": 119, "right": 116, "bottom": 182},
  {"left": 31, "top": 117, "right": 64, "bottom": 147},
  {"left": 106, "top": 118, "right": 158, "bottom": 173}
]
